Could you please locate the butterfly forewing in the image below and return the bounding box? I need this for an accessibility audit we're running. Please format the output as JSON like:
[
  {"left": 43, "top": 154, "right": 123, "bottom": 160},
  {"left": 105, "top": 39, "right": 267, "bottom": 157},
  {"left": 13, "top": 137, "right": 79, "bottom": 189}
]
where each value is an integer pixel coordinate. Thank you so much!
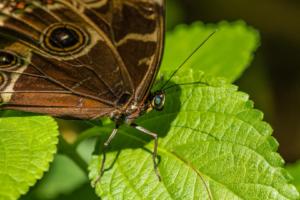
[{"left": 0, "top": 0, "right": 165, "bottom": 119}]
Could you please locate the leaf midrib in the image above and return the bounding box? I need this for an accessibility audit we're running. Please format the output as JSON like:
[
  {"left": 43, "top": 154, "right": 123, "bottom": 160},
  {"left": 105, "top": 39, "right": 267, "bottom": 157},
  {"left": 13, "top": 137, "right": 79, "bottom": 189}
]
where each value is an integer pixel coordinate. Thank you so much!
[{"left": 116, "top": 129, "right": 244, "bottom": 200}]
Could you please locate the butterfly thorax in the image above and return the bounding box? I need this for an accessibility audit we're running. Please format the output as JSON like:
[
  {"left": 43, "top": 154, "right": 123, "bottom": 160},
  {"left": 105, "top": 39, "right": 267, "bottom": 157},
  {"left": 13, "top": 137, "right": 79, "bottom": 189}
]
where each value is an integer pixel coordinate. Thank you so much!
[
  {"left": 109, "top": 99, "right": 148, "bottom": 125},
  {"left": 110, "top": 91, "right": 165, "bottom": 125}
]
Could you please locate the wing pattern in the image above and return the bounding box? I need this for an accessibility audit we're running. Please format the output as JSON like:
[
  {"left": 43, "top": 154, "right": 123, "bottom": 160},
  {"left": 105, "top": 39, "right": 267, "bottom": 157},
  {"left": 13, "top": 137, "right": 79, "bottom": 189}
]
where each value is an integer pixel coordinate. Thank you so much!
[{"left": 0, "top": 0, "right": 164, "bottom": 119}]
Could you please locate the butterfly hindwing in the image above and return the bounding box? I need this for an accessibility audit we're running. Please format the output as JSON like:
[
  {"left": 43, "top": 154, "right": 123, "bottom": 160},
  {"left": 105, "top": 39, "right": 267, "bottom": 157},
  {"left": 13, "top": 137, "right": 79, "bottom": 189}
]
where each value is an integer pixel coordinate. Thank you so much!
[
  {"left": 80, "top": 0, "right": 165, "bottom": 99},
  {"left": 0, "top": 0, "right": 165, "bottom": 119}
]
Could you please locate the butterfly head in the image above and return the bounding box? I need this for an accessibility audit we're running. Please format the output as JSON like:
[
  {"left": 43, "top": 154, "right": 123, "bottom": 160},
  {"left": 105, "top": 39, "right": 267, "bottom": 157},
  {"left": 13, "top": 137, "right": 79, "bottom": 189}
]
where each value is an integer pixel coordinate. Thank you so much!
[
  {"left": 149, "top": 91, "right": 165, "bottom": 112},
  {"left": 122, "top": 91, "right": 165, "bottom": 124}
]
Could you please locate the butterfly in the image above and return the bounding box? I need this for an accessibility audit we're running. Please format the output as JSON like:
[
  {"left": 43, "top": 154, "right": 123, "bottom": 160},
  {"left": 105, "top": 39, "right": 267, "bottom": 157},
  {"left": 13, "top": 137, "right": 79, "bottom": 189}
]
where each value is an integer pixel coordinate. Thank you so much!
[{"left": 0, "top": 0, "right": 165, "bottom": 183}]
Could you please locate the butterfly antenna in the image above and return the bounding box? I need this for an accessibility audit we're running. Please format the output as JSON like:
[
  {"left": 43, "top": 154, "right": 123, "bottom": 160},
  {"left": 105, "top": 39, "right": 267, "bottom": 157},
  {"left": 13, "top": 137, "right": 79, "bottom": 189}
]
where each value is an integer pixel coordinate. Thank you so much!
[{"left": 160, "top": 30, "right": 217, "bottom": 90}]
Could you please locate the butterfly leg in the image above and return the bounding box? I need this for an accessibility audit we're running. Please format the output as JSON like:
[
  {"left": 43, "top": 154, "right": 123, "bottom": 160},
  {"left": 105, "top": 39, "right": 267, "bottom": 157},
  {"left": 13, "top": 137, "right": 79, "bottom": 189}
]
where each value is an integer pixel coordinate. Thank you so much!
[
  {"left": 92, "top": 126, "right": 119, "bottom": 186},
  {"left": 131, "top": 123, "right": 161, "bottom": 181}
]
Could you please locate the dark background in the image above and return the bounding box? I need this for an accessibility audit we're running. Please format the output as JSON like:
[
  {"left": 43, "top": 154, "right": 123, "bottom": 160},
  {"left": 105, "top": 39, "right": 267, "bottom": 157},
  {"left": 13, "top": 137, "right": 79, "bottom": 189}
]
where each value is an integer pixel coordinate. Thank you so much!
[{"left": 167, "top": 0, "right": 300, "bottom": 162}]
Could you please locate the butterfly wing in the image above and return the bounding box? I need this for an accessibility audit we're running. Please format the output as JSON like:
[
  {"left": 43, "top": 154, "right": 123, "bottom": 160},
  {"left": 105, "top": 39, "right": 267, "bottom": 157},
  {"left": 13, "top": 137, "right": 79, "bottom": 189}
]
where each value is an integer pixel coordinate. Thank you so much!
[
  {"left": 0, "top": 0, "right": 164, "bottom": 119},
  {"left": 80, "top": 0, "right": 165, "bottom": 102}
]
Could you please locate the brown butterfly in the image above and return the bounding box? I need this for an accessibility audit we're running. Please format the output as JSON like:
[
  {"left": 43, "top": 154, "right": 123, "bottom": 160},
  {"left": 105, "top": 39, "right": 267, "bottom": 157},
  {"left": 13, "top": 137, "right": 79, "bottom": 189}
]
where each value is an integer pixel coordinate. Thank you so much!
[{"left": 0, "top": 0, "right": 165, "bottom": 183}]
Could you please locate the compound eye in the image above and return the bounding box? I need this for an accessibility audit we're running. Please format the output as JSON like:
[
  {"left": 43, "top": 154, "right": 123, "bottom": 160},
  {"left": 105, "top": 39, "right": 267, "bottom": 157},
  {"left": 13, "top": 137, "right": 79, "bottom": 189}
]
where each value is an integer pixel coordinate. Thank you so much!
[{"left": 152, "top": 92, "right": 165, "bottom": 111}]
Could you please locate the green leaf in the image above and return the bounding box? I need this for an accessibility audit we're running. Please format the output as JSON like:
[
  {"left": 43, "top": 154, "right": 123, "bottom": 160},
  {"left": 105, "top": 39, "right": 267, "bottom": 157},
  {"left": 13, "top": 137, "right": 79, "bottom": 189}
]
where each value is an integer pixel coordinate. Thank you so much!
[
  {"left": 89, "top": 70, "right": 298, "bottom": 199},
  {"left": 160, "top": 21, "right": 260, "bottom": 82},
  {"left": 0, "top": 116, "right": 59, "bottom": 200},
  {"left": 21, "top": 138, "right": 97, "bottom": 200},
  {"left": 22, "top": 155, "right": 87, "bottom": 200},
  {"left": 286, "top": 161, "right": 300, "bottom": 192}
]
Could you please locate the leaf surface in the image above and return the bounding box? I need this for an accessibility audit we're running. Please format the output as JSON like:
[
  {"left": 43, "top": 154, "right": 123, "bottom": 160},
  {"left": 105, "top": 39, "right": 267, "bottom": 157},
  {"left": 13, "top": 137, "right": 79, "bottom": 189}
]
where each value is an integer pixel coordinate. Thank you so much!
[
  {"left": 160, "top": 21, "right": 260, "bottom": 83},
  {"left": 0, "top": 116, "right": 59, "bottom": 200},
  {"left": 89, "top": 70, "right": 298, "bottom": 199}
]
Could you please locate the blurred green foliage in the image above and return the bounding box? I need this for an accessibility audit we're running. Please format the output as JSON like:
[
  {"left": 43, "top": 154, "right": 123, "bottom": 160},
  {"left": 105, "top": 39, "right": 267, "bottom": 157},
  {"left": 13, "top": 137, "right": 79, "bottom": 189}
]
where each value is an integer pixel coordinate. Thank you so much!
[{"left": 286, "top": 161, "right": 300, "bottom": 193}]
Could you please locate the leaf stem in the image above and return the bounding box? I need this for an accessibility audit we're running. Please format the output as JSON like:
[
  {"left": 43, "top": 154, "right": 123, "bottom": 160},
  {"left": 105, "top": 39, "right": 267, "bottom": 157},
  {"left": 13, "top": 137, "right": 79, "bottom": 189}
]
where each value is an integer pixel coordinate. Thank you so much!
[
  {"left": 73, "top": 126, "right": 113, "bottom": 148},
  {"left": 58, "top": 135, "right": 88, "bottom": 174}
]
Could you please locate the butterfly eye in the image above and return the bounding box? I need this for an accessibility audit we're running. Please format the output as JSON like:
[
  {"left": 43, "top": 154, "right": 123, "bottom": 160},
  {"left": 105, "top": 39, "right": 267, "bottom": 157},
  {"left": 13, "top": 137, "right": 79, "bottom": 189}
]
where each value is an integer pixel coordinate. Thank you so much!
[
  {"left": 0, "top": 51, "right": 17, "bottom": 67},
  {"left": 151, "top": 92, "right": 165, "bottom": 111},
  {"left": 42, "top": 23, "right": 88, "bottom": 55}
]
